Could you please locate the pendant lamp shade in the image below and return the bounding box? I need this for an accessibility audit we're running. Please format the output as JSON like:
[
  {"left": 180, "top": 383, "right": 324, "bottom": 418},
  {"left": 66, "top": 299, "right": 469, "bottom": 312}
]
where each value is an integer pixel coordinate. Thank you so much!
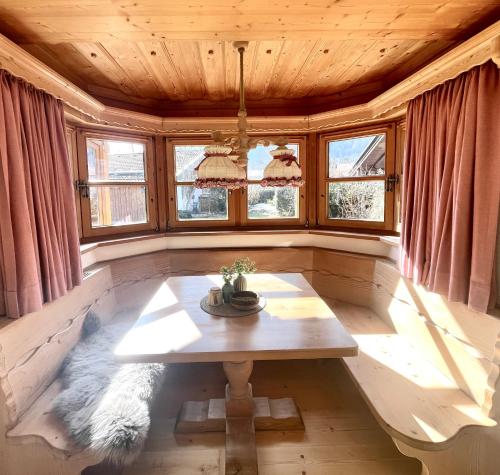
[
  {"left": 194, "top": 144, "right": 247, "bottom": 189},
  {"left": 261, "top": 146, "right": 304, "bottom": 187}
]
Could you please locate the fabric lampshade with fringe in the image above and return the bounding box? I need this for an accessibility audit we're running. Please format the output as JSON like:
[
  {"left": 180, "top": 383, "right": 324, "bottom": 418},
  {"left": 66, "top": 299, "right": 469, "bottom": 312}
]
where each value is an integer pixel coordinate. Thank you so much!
[
  {"left": 261, "top": 145, "right": 304, "bottom": 187},
  {"left": 194, "top": 145, "right": 247, "bottom": 189}
]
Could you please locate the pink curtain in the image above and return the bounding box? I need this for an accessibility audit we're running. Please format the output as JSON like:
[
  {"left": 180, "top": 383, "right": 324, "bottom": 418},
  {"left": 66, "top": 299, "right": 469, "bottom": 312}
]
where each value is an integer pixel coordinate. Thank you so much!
[
  {"left": 401, "top": 61, "right": 500, "bottom": 313},
  {"left": 0, "top": 70, "right": 82, "bottom": 318}
]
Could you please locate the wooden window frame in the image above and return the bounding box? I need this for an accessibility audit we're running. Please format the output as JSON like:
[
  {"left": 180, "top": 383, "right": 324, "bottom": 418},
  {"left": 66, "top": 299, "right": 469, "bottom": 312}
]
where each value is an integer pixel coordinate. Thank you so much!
[
  {"left": 167, "top": 138, "right": 237, "bottom": 228},
  {"left": 239, "top": 137, "right": 307, "bottom": 226},
  {"left": 318, "top": 123, "right": 396, "bottom": 231},
  {"left": 76, "top": 129, "right": 158, "bottom": 238}
]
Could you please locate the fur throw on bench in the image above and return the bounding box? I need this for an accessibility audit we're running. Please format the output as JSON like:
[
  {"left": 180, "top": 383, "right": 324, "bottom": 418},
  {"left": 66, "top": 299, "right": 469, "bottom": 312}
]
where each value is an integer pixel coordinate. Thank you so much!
[{"left": 53, "top": 313, "right": 167, "bottom": 466}]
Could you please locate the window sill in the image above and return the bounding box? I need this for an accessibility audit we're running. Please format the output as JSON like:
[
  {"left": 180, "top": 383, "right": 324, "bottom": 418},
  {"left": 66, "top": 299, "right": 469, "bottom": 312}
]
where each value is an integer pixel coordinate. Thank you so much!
[{"left": 80, "top": 229, "right": 400, "bottom": 269}]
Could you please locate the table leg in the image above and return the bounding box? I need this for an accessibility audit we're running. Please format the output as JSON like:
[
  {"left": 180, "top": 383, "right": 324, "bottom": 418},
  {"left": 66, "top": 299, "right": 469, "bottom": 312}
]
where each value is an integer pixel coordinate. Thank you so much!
[
  {"left": 223, "top": 360, "right": 257, "bottom": 475},
  {"left": 175, "top": 361, "right": 305, "bottom": 474}
]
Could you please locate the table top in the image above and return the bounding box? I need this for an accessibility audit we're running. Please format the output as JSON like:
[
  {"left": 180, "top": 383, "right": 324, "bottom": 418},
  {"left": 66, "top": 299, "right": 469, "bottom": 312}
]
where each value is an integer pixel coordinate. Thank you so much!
[{"left": 115, "top": 273, "right": 358, "bottom": 363}]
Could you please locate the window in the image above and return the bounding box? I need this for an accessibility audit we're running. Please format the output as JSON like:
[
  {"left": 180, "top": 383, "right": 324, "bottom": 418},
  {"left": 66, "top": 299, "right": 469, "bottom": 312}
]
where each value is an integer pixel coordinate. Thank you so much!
[
  {"left": 240, "top": 139, "right": 306, "bottom": 225},
  {"left": 167, "top": 138, "right": 305, "bottom": 228},
  {"left": 167, "top": 140, "right": 235, "bottom": 227},
  {"left": 76, "top": 131, "right": 157, "bottom": 237},
  {"left": 318, "top": 125, "right": 396, "bottom": 230}
]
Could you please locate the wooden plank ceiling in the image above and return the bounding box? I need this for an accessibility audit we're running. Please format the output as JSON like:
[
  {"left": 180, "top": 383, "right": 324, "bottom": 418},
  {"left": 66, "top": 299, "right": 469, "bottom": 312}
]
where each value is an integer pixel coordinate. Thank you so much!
[{"left": 0, "top": 1, "right": 498, "bottom": 116}]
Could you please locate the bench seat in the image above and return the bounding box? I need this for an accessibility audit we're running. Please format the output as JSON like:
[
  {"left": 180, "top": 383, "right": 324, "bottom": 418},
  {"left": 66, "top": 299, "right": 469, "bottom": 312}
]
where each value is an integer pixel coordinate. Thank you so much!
[
  {"left": 7, "top": 378, "right": 102, "bottom": 464},
  {"left": 329, "top": 300, "right": 496, "bottom": 450}
]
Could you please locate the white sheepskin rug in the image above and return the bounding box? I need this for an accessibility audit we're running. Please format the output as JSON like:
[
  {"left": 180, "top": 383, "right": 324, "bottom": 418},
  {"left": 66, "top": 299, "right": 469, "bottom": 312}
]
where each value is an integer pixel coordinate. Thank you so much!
[{"left": 53, "top": 313, "right": 167, "bottom": 466}]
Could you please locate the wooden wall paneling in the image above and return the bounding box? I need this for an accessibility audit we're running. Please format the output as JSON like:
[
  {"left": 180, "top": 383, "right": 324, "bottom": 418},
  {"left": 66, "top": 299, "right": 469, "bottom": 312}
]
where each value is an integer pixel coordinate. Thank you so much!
[
  {"left": 105, "top": 247, "right": 314, "bottom": 312},
  {"left": 312, "top": 248, "right": 377, "bottom": 306}
]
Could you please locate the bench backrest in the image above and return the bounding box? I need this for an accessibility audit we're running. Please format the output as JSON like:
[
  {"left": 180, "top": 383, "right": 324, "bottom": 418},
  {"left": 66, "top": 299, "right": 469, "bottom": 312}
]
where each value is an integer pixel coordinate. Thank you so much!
[
  {"left": 313, "top": 248, "right": 500, "bottom": 416},
  {"left": 109, "top": 247, "right": 315, "bottom": 311},
  {"left": 0, "top": 266, "right": 115, "bottom": 431}
]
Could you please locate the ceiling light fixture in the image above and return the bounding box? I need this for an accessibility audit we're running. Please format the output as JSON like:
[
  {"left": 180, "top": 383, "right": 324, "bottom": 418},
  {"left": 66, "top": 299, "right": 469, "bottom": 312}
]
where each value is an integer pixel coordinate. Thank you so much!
[{"left": 194, "top": 42, "right": 304, "bottom": 190}]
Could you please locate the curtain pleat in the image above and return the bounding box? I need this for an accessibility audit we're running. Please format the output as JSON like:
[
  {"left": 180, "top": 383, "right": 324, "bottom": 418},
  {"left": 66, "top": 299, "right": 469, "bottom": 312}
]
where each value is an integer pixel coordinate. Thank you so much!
[
  {"left": 401, "top": 61, "right": 500, "bottom": 313},
  {"left": 0, "top": 70, "right": 82, "bottom": 318}
]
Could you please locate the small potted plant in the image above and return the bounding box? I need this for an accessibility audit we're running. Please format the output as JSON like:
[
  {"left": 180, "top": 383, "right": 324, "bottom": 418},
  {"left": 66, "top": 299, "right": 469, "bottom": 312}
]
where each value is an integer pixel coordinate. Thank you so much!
[
  {"left": 231, "top": 257, "right": 257, "bottom": 292},
  {"left": 220, "top": 265, "right": 235, "bottom": 303}
]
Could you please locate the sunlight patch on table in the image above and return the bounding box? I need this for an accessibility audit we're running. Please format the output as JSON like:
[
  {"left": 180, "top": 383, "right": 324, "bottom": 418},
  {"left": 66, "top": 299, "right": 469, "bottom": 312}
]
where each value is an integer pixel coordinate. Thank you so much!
[
  {"left": 115, "top": 310, "right": 202, "bottom": 356},
  {"left": 265, "top": 296, "right": 334, "bottom": 320},
  {"left": 140, "top": 282, "right": 179, "bottom": 317}
]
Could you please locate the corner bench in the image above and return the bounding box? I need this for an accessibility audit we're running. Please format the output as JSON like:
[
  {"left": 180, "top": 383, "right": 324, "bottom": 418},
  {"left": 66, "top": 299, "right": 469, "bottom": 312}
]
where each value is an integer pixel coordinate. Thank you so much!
[
  {"left": 0, "top": 266, "right": 116, "bottom": 475},
  {"left": 311, "top": 249, "right": 500, "bottom": 474},
  {"left": 320, "top": 298, "right": 500, "bottom": 473}
]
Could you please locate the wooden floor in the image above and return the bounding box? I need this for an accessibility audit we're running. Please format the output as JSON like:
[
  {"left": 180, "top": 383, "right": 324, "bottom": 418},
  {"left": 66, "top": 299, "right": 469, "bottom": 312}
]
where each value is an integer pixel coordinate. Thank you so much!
[{"left": 85, "top": 359, "right": 420, "bottom": 475}]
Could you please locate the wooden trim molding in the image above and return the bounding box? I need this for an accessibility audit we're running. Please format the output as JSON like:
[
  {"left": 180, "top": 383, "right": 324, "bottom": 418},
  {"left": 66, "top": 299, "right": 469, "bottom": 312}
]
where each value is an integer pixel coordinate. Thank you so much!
[
  {"left": 372, "top": 21, "right": 500, "bottom": 118},
  {"left": 0, "top": 22, "right": 499, "bottom": 134}
]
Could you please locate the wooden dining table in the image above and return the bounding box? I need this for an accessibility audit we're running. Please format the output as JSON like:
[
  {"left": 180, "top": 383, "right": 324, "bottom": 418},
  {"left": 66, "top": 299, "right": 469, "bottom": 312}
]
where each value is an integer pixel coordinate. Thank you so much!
[{"left": 115, "top": 273, "right": 358, "bottom": 475}]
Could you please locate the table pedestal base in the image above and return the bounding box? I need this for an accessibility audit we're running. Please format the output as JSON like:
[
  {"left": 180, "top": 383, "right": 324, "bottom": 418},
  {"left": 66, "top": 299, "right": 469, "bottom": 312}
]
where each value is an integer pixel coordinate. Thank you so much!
[
  {"left": 174, "top": 360, "right": 304, "bottom": 475},
  {"left": 175, "top": 395, "right": 305, "bottom": 433}
]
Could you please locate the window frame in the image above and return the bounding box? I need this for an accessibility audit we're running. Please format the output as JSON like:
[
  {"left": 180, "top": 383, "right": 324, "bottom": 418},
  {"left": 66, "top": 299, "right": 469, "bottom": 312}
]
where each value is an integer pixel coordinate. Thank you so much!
[
  {"left": 76, "top": 129, "right": 158, "bottom": 238},
  {"left": 166, "top": 138, "right": 237, "bottom": 228},
  {"left": 239, "top": 137, "right": 307, "bottom": 226},
  {"left": 318, "top": 124, "right": 396, "bottom": 231}
]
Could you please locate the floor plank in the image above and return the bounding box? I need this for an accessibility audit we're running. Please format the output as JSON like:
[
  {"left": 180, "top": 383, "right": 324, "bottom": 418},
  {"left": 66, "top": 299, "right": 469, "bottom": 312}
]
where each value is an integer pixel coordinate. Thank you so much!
[{"left": 112, "top": 360, "right": 421, "bottom": 475}]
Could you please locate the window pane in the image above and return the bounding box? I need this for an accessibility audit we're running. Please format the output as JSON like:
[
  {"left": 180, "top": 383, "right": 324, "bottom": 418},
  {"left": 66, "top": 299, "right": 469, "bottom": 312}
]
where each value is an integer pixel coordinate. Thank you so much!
[
  {"left": 328, "top": 181, "right": 385, "bottom": 221},
  {"left": 247, "top": 144, "right": 299, "bottom": 180},
  {"left": 247, "top": 185, "right": 299, "bottom": 219},
  {"left": 174, "top": 145, "right": 208, "bottom": 182},
  {"left": 87, "top": 139, "right": 145, "bottom": 182},
  {"left": 176, "top": 186, "right": 228, "bottom": 221},
  {"left": 89, "top": 186, "right": 147, "bottom": 227},
  {"left": 328, "top": 134, "right": 385, "bottom": 178}
]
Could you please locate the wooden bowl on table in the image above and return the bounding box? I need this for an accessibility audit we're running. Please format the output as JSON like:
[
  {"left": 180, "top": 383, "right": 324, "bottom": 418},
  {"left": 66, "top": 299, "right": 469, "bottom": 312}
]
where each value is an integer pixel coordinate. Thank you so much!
[{"left": 230, "top": 291, "right": 260, "bottom": 311}]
